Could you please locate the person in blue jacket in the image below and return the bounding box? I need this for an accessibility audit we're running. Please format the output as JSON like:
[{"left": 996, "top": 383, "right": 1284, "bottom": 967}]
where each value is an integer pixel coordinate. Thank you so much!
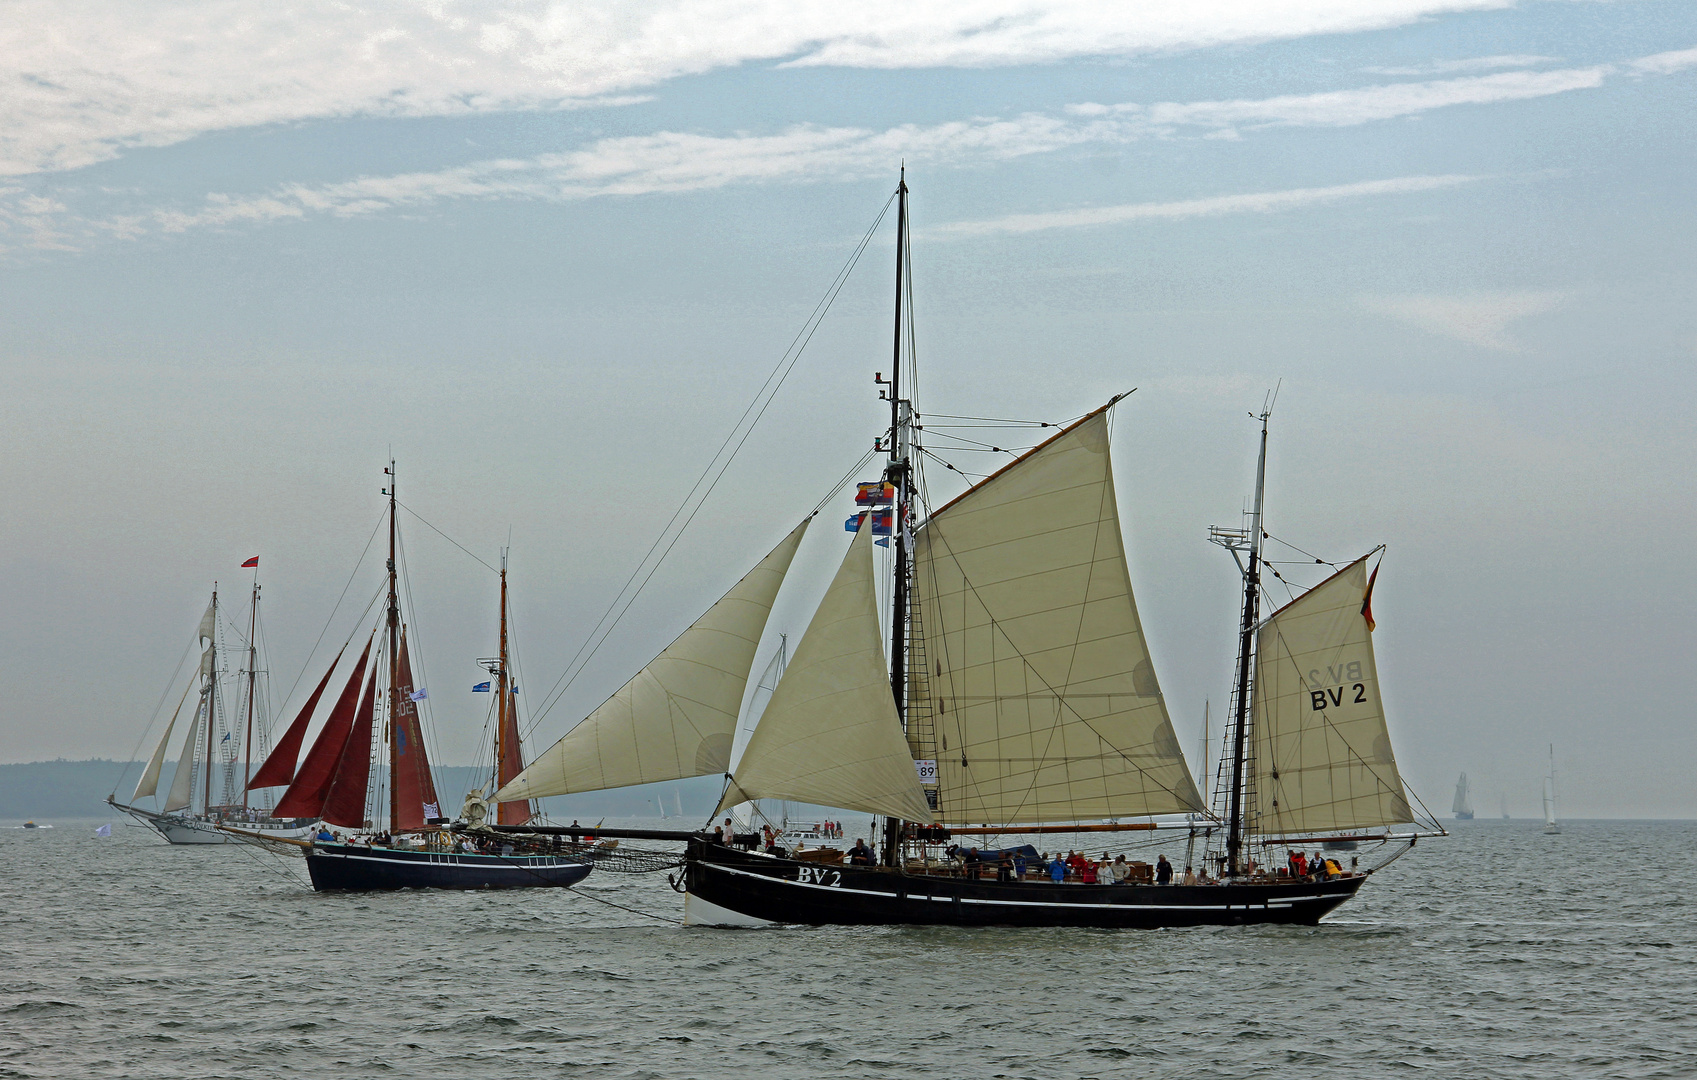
[{"left": 1049, "top": 855, "right": 1066, "bottom": 883}]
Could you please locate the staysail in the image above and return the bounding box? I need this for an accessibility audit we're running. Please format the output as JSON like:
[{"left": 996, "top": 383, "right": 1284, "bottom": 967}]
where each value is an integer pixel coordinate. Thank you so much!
[
  {"left": 390, "top": 629, "right": 440, "bottom": 830},
  {"left": 495, "top": 519, "right": 809, "bottom": 802},
  {"left": 273, "top": 637, "right": 373, "bottom": 820},
  {"left": 247, "top": 645, "right": 346, "bottom": 790},
  {"left": 134, "top": 681, "right": 194, "bottom": 802},
  {"left": 320, "top": 664, "right": 378, "bottom": 829},
  {"left": 911, "top": 409, "right": 1204, "bottom": 824},
  {"left": 162, "top": 700, "right": 203, "bottom": 813},
  {"left": 718, "top": 519, "right": 933, "bottom": 821},
  {"left": 1250, "top": 555, "right": 1412, "bottom": 834}
]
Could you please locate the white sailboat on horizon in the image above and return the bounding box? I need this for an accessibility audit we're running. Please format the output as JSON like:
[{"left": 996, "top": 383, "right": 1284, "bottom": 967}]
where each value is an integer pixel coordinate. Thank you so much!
[{"left": 1543, "top": 745, "right": 1561, "bottom": 834}]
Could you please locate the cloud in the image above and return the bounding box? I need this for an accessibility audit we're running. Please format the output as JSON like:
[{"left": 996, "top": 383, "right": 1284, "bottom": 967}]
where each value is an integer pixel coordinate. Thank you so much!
[
  {"left": 1360, "top": 53, "right": 1557, "bottom": 76},
  {"left": 927, "top": 174, "right": 1483, "bottom": 237},
  {"left": 1361, "top": 290, "right": 1566, "bottom": 350},
  {"left": 1070, "top": 65, "right": 1611, "bottom": 131},
  {"left": 1, "top": 1, "right": 1522, "bottom": 177}
]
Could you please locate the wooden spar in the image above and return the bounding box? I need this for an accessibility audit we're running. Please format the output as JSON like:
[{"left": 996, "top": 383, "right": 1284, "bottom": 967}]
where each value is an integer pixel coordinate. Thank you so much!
[
  {"left": 880, "top": 167, "right": 910, "bottom": 868},
  {"left": 944, "top": 822, "right": 1160, "bottom": 835},
  {"left": 203, "top": 587, "right": 217, "bottom": 813},
  {"left": 386, "top": 460, "right": 399, "bottom": 833}
]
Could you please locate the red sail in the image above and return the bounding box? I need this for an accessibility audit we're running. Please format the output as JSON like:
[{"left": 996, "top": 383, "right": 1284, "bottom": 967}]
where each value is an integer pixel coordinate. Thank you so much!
[
  {"left": 247, "top": 644, "right": 346, "bottom": 790},
  {"left": 319, "top": 663, "right": 377, "bottom": 829},
  {"left": 274, "top": 637, "right": 372, "bottom": 819},
  {"left": 390, "top": 629, "right": 441, "bottom": 831},
  {"left": 496, "top": 691, "right": 530, "bottom": 826}
]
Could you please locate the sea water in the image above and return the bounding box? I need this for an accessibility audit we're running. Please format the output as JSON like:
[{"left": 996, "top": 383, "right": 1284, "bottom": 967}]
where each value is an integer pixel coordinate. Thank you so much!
[{"left": 3, "top": 818, "right": 1692, "bottom": 1079}]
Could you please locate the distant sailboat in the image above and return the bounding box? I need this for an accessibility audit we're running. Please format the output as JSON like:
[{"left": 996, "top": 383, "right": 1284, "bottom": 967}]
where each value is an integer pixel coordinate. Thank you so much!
[
  {"left": 1500, "top": 793, "right": 1510, "bottom": 820},
  {"left": 110, "top": 575, "right": 319, "bottom": 845},
  {"left": 1452, "top": 773, "right": 1474, "bottom": 820},
  {"left": 1543, "top": 746, "right": 1561, "bottom": 834}
]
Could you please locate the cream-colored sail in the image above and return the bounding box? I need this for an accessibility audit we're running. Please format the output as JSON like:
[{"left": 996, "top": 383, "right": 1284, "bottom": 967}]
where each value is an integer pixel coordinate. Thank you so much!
[
  {"left": 912, "top": 409, "right": 1203, "bottom": 824},
  {"left": 133, "top": 681, "right": 194, "bottom": 801},
  {"left": 162, "top": 701, "right": 203, "bottom": 812},
  {"left": 717, "top": 520, "right": 933, "bottom": 821},
  {"left": 197, "top": 601, "right": 216, "bottom": 643},
  {"left": 495, "top": 520, "right": 809, "bottom": 802},
  {"left": 1251, "top": 556, "right": 1411, "bottom": 833}
]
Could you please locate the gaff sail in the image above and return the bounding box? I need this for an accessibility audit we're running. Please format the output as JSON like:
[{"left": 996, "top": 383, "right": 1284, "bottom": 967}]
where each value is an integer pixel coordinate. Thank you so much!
[
  {"left": 496, "top": 519, "right": 809, "bottom": 802},
  {"left": 911, "top": 409, "right": 1204, "bottom": 825},
  {"left": 390, "top": 629, "right": 440, "bottom": 830},
  {"left": 319, "top": 663, "right": 378, "bottom": 829},
  {"left": 1250, "top": 556, "right": 1412, "bottom": 834}
]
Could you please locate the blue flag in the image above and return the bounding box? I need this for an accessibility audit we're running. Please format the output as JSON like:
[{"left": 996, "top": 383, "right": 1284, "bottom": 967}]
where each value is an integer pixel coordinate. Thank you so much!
[{"left": 472, "top": 681, "right": 491, "bottom": 693}]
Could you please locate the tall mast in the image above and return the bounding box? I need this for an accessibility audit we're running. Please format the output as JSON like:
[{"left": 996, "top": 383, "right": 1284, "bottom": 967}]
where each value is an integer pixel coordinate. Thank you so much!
[
  {"left": 495, "top": 551, "right": 509, "bottom": 792},
  {"left": 241, "top": 575, "right": 260, "bottom": 809},
  {"left": 881, "top": 167, "right": 913, "bottom": 866},
  {"left": 1224, "top": 409, "right": 1270, "bottom": 876},
  {"left": 203, "top": 587, "right": 217, "bottom": 814},
  {"left": 385, "top": 460, "right": 399, "bottom": 833}
]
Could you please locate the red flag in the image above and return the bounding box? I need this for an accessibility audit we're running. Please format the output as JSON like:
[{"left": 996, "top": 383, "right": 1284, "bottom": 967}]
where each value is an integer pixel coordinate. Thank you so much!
[
  {"left": 1361, "top": 563, "right": 1379, "bottom": 632},
  {"left": 241, "top": 556, "right": 259, "bottom": 568}
]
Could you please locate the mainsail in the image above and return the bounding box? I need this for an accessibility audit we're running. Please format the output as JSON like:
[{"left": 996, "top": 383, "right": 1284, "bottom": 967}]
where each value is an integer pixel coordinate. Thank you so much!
[
  {"left": 717, "top": 519, "right": 933, "bottom": 822},
  {"left": 390, "top": 629, "right": 440, "bottom": 830},
  {"left": 496, "top": 520, "right": 809, "bottom": 802},
  {"left": 1452, "top": 773, "right": 1473, "bottom": 816},
  {"left": 247, "top": 645, "right": 345, "bottom": 790},
  {"left": 273, "top": 638, "right": 373, "bottom": 820},
  {"left": 1251, "top": 556, "right": 1412, "bottom": 834},
  {"left": 911, "top": 409, "right": 1204, "bottom": 824}
]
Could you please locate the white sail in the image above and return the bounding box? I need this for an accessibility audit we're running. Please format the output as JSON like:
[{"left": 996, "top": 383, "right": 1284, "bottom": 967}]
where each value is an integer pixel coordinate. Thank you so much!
[
  {"left": 911, "top": 410, "right": 1203, "bottom": 824},
  {"left": 1251, "top": 556, "right": 1412, "bottom": 833},
  {"left": 717, "top": 519, "right": 933, "bottom": 822},
  {"left": 162, "top": 701, "right": 204, "bottom": 813},
  {"left": 1542, "top": 778, "right": 1556, "bottom": 826},
  {"left": 1452, "top": 773, "right": 1472, "bottom": 816},
  {"left": 133, "top": 681, "right": 195, "bottom": 801},
  {"left": 495, "top": 520, "right": 808, "bottom": 802},
  {"left": 728, "top": 637, "right": 788, "bottom": 832},
  {"left": 197, "top": 601, "right": 216, "bottom": 643},
  {"left": 199, "top": 645, "right": 215, "bottom": 678}
]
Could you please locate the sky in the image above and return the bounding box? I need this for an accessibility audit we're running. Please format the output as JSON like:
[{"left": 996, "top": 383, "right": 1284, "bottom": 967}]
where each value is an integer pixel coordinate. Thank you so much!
[{"left": 1, "top": 0, "right": 1693, "bottom": 818}]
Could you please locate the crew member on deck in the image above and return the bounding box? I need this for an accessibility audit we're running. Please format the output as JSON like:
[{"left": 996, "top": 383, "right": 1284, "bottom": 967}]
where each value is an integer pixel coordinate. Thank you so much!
[
  {"left": 849, "top": 838, "right": 874, "bottom": 865},
  {"left": 1156, "top": 854, "right": 1174, "bottom": 885}
]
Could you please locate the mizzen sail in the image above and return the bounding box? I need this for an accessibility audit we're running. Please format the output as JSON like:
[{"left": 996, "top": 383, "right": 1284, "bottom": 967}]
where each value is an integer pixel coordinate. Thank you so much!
[
  {"left": 717, "top": 519, "right": 933, "bottom": 822},
  {"left": 496, "top": 519, "right": 808, "bottom": 802},
  {"left": 1251, "top": 556, "right": 1412, "bottom": 834},
  {"left": 911, "top": 409, "right": 1203, "bottom": 824}
]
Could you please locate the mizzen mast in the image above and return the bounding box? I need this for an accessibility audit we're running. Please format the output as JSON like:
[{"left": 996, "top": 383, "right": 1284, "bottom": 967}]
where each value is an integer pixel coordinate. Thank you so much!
[{"left": 1212, "top": 403, "right": 1271, "bottom": 877}]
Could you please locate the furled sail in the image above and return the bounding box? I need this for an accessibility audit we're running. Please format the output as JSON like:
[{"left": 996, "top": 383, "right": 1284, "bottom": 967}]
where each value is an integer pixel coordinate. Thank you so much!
[
  {"left": 495, "top": 520, "right": 809, "bottom": 802},
  {"left": 320, "top": 664, "right": 378, "bottom": 829},
  {"left": 717, "top": 519, "right": 933, "bottom": 822},
  {"left": 274, "top": 637, "right": 373, "bottom": 820},
  {"left": 911, "top": 409, "right": 1204, "bottom": 824},
  {"left": 1251, "top": 556, "right": 1412, "bottom": 834},
  {"left": 162, "top": 701, "right": 203, "bottom": 813},
  {"left": 247, "top": 645, "right": 346, "bottom": 790},
  {"left": 134, "top": 681, "right": 194, "bottom": 801},
  {"left": 390, "top": 629, "right": 441, "bottom": 830}
]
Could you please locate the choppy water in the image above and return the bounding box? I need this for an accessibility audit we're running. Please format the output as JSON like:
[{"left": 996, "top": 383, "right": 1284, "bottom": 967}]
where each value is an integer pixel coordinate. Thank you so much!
[{"left": 3, "top": 818, "right": 1693, "bottom": 1079}]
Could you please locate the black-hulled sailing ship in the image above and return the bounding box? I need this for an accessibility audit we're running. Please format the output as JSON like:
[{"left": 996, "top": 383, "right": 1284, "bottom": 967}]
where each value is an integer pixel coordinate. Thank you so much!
[
  {"left": 110, "top": 573, "right": 319, "bottom": 845},
  {"left": 243, "top": 465, "right": 590, "bottom": 891},
  {"left": 497, "top": 173, "right": 1441, "bottom": 927}
]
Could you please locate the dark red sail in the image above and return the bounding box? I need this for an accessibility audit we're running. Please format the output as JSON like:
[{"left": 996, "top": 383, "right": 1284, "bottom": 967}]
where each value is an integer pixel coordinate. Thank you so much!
[
  {"left": 390, "top": 629, "right": 441, "bottom": 831},
  {"left": 274, "top": 636, "right": 372, "bottom": 819},
  {"left": 247, "top": 644, "right": 346, "bottom": 790},
  {"left": 319, "top": 664, "right": 377, "bottom": 829},
  {"left": 496, "top": 687, "right": 530, "bottom": 826}
]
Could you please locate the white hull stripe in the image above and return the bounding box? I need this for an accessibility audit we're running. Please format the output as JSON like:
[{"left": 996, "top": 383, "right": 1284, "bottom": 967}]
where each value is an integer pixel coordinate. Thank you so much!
[{"left": 701, "top": 862, "right": 1354, "bottom": 911}]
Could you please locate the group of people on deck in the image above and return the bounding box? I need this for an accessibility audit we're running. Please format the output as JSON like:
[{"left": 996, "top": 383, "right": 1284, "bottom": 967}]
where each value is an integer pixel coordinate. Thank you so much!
[
  {"left": 945, "top": 847, "right": 1210, "bottom": 885},
  {"left": 1287, "top": 849, "right": 1343, "bottom": 881}
]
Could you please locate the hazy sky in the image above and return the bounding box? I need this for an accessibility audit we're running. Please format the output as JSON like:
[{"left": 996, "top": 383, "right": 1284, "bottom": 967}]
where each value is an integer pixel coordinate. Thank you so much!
[{"left": 2, "top": 1, "right": 1692, "bottom": 817}]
